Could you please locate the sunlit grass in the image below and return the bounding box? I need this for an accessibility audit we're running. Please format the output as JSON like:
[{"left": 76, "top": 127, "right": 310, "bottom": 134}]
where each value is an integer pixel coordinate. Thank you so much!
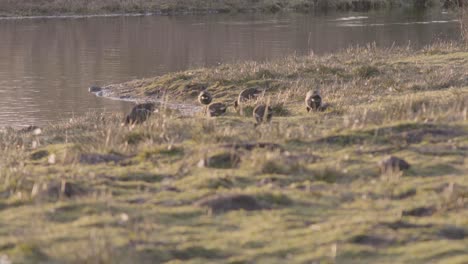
[{"left": 0, "top": 43, "right": 467, "bottom": 263}]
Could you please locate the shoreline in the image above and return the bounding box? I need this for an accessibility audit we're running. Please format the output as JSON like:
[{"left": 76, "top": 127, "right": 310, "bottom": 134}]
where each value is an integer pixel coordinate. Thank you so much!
[
  {"left": 90, "top": 88, "right": 202, "bottom": 116},
  {"left": 0, "top": 0, "right": 454, "bottom": 19},
  {"left": 0, "top": 10, "right": 459, "bottom": 23},
  {"left": 99, "top": 42, "right": 468, "bottom": 106},
  {"left": 0, "top": 10, "right": 223, "bottom": 20}
]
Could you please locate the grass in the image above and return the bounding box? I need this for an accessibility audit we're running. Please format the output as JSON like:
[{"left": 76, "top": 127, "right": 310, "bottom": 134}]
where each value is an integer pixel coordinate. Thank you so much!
[
  {"left": 0, "top": 42, "right": 467, "bottom": 263},
  {"left": 0, "top": 0, "right": 446, "bottom": 17}
]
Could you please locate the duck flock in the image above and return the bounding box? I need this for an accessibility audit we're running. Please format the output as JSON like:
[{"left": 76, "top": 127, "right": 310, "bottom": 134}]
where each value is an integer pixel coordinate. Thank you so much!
[
  {"left": 125, "top": 87, "right": 327, "bottom": 126},
  {"left": 90, "top": 85, "right": 411, "bottom": 173}
]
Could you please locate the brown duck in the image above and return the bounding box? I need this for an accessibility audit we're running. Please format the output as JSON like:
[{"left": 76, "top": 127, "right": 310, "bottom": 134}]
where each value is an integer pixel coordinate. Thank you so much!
[
  {"left": 207, "top": 102, "right": 228, "bottom": 117},
  {"left": 253, "top": 104, "right": 273, "bottom": 125},
  {"left": 305, "top": 90, "right": 322, "bottom": 112},
  {"left": 198, "top": 90, "right": 213, "bottom": 105},
  {"left": 125, "top": 103, "right": 156, "bottom": 124},
  {"left": 234, "top": 87, "right": 262, "bottom": 109}
]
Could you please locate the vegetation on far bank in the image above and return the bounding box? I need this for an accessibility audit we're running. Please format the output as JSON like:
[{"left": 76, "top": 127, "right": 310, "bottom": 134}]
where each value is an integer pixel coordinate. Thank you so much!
[
  {"left": 0, "top": 42, "right": 467, "bottom": 263},
  {"left": 0, "top": 0, "right": 463, "bottom": 17}
]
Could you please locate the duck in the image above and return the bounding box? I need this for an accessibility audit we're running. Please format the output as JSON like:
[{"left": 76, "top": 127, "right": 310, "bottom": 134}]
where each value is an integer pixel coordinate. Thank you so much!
[
  {"left": 305, "top": 90, "right": 322, "bottom": 112},
  {"left": 18, "top": 125, "right": 40, "bottom": 133},
  {"left": 208, "top": 102, "right": 228, "bottom": 117},
  {"left": 253, "top": 104, "right": 273, "bottom": 125},
  {"left": 125, "top": 102, "right": 156, "bottom": 125},
  {"left": 88, "top": 86, "right": 102, "bottom": 93},
  {"left": 198, "top": 90, "right": 213, "bottom": 105},
  {"left": 234, "top": 87, "right": 262, "bottom": 109}
]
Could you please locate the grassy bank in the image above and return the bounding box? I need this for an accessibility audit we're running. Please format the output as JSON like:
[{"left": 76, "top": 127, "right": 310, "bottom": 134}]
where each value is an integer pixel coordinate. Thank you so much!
[
  {"left": 0, "top": 0, "right": 448, "bottom": 17},
  {"left": 1, "top": 43, "right": 468, "bottom": 263}
]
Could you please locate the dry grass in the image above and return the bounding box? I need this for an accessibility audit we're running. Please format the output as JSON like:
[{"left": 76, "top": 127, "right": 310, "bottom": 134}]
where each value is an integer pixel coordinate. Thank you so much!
[
  {"left": 0, "top": 43, "right": 467, "bottom": 263},
  {"left": 106, "top": 42, "right": 468, "bottom": 120}
]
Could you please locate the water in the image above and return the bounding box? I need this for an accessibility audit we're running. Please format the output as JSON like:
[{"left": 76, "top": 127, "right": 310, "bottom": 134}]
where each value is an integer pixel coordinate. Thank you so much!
[{"left": 0, "top": 9, "right": 460, "bottom": 128}]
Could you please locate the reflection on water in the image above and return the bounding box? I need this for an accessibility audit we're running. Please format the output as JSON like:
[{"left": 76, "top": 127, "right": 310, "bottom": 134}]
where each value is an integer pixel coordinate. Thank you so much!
[{"left": 0, "top": 9, "right": 460, "bottom": 128}]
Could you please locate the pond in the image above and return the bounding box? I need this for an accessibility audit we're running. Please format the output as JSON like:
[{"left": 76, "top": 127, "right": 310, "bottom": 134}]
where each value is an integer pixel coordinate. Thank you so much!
[{"left": 0, "top": 9, "right": 460, "bottom": 128}]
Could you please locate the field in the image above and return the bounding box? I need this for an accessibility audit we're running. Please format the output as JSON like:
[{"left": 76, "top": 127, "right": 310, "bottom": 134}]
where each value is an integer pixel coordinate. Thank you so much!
[
  {"left": 0, "top": 43, "right": 467, "bottom": 263},
  {"left": 0, "top": 0, "right": 448, "bottom": 17}
]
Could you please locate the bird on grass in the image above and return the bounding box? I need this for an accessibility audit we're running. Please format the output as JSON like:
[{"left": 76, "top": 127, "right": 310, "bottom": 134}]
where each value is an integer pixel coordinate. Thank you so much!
[
  {"left": 253, "top": 104, "right": 273, "bottom": 126},
  {"left": 305, "top": 90, "right": 322, "bottom": 112},
  {"left": 234, "top": 87, "right": 262, "bottom": 110},
  {"left": 198, "top": 90, "right": 213, "bottom": 115},
  {"left": 198, "top": 90, "right": 213, "bottom": 105},
  {"left": 125, "top": 102, "right": 156, "bottom": 125},
  {"left": 207, "top": 102, "right": 228, "bottom": 117}
]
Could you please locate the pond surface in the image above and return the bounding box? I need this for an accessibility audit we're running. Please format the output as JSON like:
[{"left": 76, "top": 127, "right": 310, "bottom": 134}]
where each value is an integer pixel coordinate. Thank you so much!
[{"left": 0, "top": 9, "right": 460, "bottom": 128}]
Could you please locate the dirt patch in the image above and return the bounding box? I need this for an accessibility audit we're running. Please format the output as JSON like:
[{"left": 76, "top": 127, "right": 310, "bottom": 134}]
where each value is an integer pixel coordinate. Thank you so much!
[
  {"left": 282, "top": 152, "right": 321, "bottom": 163},
  {"left": 171, "top": 246, "right": 227, "bottom": 260},
  {"left": 437, "top": 226, "right": 466, "bottom": 240},
  {"left": 32, "top": 180, "right": 87, "bottom": 200},
  {"left": 79, "top": 153, "right": 126, "bottom": 165},
  {"left": 162, "top": 186, "right": 181, "bottom": 192},
  {"left": 198, "top": 152, "right": 241, "bottom": 169},
  {"left": 350, "top": 234, "right": 394, "bottom": 247},
  {"left": 410, "top": 144, "right": 467, "bottom": 156},
  {"left": 381, "top": 220, "right": 433, "bottom": 230},
  {"left": 315, "top": 133, "right": 368, "bottom": 145},
  {"left": 30, "top": 150, "right": 49, "bottom": 160},
  {"left": 392, "top": 128, "right": 462, "bottom": 145},
  {"left": 195, "top": 194, "right": 265, "bottom": 214},
  {"left": 391, "top": 188, "right": 417, "bottom": 200},
  {"left": 126, "top": 198, "right": 147, "bottom": 204},
  {"left": 402, "top": 206, "right": 437, "bottom": 217},
  {"left": 259, "top": 156, "right": 307, "bottom": 175},
  {"left": 219, "top": 142, "right": 284, "bottom": 152}
]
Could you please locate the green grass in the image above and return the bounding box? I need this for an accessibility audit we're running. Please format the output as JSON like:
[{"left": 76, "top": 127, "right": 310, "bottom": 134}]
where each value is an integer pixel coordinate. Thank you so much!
[
  {"left": 0, "top": 43, "right": 467, "bottom": 263},
  {"left": 0, "top": 0, "right": 446, "bottom": 17}
]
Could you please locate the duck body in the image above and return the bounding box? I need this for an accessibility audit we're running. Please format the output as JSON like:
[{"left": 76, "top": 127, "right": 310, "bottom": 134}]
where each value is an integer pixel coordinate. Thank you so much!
[
  {"left": 234, "top": 88, "right": 262, "bottom": 109},
  {"left": 253, "top": 104, "right": 273, "bottom": 125},
  {"left": 208, "top": 102, "right": 228, "bottom": 117},
  {"left": 198, "top": 91, "right": 213, "bottom": 105},
  {"left": 125, "top": 103, "right": 156, "bottom": 124},
  {"left": 305, "top": 90, "right": 322, "bottom": 112},
  {"left": 88, "top": 86, "right": 102, "bottom": 93}
]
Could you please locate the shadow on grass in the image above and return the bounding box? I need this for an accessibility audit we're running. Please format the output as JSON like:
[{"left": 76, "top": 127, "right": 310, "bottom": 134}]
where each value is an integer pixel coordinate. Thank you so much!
[
  {"left": 171, "top": 246, "right": 229, "bottom": 260},
  {"left": 416, "top": 164, "right": 461, "bottom": 177}
]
